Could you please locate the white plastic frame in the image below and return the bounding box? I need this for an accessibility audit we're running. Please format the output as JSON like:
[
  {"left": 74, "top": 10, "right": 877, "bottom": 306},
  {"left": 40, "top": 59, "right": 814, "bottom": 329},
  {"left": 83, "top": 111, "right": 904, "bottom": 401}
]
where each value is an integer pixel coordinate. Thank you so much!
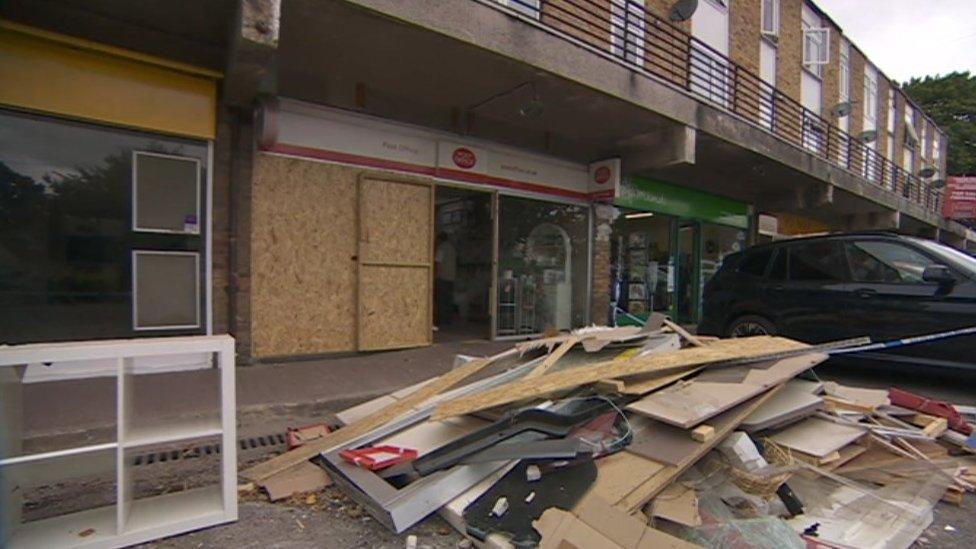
[
  {"left": 131, "top": 250, "right": 201, "bottom": 331},
  {"left": 131, "top": 151, "right": 202, "bottom": 235}
]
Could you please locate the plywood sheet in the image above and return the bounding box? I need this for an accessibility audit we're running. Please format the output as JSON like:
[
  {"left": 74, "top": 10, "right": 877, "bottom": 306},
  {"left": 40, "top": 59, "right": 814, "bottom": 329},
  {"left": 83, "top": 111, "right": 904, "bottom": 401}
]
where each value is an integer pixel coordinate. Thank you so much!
[
  {"left": 741, "top": 379, "right": 824, "bottom": 432},
  {"left": 359, "top": 178, "right": 431, "bottom": 265},
  {"left": 251, "top": 155, "right": 358, "bottom": 356},
  {"left": 768, "top": 417, "right": 867, "bottom": 458},
  {"left": 359, "top": 265, "right": 430, "bottom": 350},
  {"left": 357, "top": 177, "right": 432, "bottom": 351},
  {"left": 432, "top": 336, "right": 811, "bottom": 420}
]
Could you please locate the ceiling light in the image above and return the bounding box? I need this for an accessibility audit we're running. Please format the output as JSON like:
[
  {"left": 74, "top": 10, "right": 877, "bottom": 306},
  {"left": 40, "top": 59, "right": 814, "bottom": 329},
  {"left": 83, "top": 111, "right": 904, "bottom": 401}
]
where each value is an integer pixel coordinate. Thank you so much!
[{"left": 625, "top": 212, "right": 655, "bottom": 219}]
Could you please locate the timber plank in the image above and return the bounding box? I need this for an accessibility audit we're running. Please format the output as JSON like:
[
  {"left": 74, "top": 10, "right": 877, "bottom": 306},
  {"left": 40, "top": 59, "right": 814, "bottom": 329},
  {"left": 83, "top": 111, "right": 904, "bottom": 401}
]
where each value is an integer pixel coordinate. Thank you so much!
[
  {"left": 525, "top": 336, "right": 581, "bottom": 379},
  {"left": 241, "top": 348, "right": 515, "bottom": 482},
  {"left": 431, "top": 336, "right": 809, "bottom": 421}
]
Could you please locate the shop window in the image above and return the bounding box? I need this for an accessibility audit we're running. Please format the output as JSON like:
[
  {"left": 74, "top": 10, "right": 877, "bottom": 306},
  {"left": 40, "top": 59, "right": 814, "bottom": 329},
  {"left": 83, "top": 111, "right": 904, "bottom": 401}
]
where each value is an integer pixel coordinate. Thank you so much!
[
  {"left": 0, "top": 109, "right": 207, "bottom": 344},
  {"left": 496, "top": 196, "right": 588, "bottom": 335},
  {"left": 700, "top": 224, "right": 746, "bottom": 287},
  {"left": 609, "top": 211, "right": 674, "bottom": 325}
]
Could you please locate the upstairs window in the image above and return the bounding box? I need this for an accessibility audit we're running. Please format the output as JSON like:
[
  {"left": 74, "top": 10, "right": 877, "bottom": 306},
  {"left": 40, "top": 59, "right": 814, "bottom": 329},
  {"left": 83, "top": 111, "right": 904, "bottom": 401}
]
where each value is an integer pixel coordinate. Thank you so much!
[
  {"left": 838, "top": 43, "right": 850, "bottom": 103},
  {"left": 863, "top": 68, "right": 878, "bottom": 129},
  {"left": 887, "top": 89, "right": 896, "bottom": 134},
  {"left": 802, "top": 25, "right": 829, "bottom": 77},
  {"left": 762, "top": 0, "right": 780, "bottom": 39}
]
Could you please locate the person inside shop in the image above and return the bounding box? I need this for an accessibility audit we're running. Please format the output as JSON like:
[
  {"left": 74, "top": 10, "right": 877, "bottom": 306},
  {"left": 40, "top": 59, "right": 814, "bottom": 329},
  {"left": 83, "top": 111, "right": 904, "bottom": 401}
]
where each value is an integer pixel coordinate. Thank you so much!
[{"left": 435, "top": 232, "right": 457, "bottom": 329}]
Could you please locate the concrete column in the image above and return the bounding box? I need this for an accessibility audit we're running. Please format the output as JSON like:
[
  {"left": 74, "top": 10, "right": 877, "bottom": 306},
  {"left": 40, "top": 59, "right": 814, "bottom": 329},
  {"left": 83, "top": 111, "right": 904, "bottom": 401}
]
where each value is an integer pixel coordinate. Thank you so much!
[{"left": 224, "top": 0, "right": 280, "bottom": 107}]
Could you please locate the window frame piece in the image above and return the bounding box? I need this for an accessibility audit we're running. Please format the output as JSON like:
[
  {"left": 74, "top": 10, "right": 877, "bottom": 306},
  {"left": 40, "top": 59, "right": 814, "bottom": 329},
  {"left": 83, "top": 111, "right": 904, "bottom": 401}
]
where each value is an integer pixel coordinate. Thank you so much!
[
  {"left": 132, "top": 150, "right": 202, "bottom": 235},
  {"left": 802, "top": 27, "right": 830, "bottom": 67},
  {"left": 131, "top": 249, "right": 202, "bottom": 331}
]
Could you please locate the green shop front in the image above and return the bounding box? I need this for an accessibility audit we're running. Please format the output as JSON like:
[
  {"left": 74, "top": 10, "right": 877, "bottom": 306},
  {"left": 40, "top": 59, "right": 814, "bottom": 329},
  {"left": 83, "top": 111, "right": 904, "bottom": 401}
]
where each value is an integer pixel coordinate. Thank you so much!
[{"left": 608, "top": 176, "right": 750, "bottom": 325}]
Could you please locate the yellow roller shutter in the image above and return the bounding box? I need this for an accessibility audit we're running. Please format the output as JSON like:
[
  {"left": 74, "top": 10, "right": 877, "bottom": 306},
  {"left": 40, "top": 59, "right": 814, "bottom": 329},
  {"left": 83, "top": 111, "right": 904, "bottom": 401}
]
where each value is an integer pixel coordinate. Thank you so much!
[{"left": 0, "top": 22, "right": 219, "bottom": 139}]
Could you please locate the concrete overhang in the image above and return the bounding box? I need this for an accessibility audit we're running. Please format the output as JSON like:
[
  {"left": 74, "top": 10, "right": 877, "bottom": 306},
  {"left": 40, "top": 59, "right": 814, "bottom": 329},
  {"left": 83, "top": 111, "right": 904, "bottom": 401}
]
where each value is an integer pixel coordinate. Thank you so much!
[
  {"left": 0, "top": 0, "right": 237, "bottom": 70},
  {"left": 266, "top": 0, "right": 958, "bottom": 235}
]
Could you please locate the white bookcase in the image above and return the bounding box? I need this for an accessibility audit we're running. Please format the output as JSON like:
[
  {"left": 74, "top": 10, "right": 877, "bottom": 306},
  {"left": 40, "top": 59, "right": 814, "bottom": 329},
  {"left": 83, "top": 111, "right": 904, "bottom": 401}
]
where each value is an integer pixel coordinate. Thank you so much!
[{"left": 0, "top": 335, "right": 237, "bottom": 548}]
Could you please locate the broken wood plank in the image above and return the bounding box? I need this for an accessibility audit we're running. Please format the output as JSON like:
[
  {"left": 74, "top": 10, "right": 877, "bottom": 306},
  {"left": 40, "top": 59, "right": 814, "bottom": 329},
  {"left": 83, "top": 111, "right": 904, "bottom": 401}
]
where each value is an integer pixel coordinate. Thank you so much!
[
  {"left": 615, "top": 368, "right": 702, "bottom": 396},
  {"left": 690, "top": 425, "right": 715, "bottom": 443},
  {"left": 432, "top": 336, "right": 810, "bottom": 421},
  {"left": 259, "top": 461, "right": 332, "bottom": 501},
  {"left": 662, "top": 318, "right": 706, "bottom": 348},
  {"left": 823, "top": 395, "right": 877, "bottom": 414},
  {"left": 525, "top": 336, "right": 580, "bottom": 379},
  {"left": 616, "top": 384, "right": 786, "bottom": 514},
  {"left": 241, "top": 347, "right": 516, "bottom": 482}
]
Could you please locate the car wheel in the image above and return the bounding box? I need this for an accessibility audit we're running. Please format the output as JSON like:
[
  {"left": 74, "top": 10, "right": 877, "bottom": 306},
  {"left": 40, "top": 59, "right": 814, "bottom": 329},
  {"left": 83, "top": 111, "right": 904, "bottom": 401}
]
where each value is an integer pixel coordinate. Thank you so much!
[{"left": 727, "top": 315, "right": 777, "bottom": 338}]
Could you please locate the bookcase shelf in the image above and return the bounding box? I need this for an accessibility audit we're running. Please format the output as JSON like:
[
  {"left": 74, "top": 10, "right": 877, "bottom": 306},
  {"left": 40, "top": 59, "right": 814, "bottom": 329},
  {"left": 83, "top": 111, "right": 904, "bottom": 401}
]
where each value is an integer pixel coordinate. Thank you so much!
[{"left": 0, "top": 335, "right": 237, "bottom": 548}]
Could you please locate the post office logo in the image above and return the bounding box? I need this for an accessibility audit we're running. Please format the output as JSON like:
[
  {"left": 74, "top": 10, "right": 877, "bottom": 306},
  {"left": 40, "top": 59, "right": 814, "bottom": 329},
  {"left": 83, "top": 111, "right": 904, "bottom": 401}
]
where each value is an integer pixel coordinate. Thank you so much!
[
  {"left": 452, "top": 147, "right": 477, "bottom": 169},
  {"left": 593, "top": 165, "right": 612, "bottom": 185}
]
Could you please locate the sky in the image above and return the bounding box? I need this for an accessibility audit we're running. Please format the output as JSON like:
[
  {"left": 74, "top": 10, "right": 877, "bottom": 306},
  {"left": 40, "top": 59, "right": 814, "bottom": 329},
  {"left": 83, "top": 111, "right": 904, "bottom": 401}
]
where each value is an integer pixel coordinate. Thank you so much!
[{"left": 814, "top": 0, "right": 976, "bottom": 83}]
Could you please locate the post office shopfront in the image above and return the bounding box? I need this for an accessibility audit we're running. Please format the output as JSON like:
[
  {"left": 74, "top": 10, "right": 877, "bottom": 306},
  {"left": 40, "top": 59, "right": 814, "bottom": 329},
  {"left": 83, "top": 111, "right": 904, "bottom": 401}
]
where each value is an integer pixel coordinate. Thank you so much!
[
  {"left": 603, "top": 177, "right": 750, "bottom": 326},
  {"left": 246, "top": 99, "right": 619, "bottom": 359}
]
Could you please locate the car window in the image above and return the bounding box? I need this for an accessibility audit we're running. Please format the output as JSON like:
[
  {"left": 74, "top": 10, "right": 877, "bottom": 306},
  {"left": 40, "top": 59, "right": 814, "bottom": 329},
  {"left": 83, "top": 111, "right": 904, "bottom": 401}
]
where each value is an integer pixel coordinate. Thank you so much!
[
  {"left": 738, "top": 248, "right": 773, "bottom": 277},
  {"left": 768, "top": 248, "right": 787, "bottom": 281},
  {"left": 845, "top": 241, "right": 933, "bottom": 283},
  {"left": 788, "top": 241, "right": 849, "bottom": 282}
]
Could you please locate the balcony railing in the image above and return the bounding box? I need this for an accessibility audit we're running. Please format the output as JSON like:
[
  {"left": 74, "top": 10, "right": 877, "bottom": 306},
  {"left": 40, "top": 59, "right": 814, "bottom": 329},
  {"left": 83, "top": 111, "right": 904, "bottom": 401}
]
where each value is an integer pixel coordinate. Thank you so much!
[{"left": 488, "top": 0, "right": 941, "bottom": 213}]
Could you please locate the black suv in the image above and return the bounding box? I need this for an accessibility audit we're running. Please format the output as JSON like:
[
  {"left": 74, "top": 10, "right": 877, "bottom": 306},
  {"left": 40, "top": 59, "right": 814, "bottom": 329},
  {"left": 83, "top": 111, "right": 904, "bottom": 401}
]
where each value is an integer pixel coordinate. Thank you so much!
[{"left": 699, "top": 233, "right": 976, "bottom": 370}]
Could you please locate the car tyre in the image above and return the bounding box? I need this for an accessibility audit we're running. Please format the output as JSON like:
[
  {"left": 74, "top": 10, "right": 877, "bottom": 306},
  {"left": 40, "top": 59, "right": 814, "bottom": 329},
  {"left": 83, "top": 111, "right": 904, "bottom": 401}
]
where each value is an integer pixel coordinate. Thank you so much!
[{"left": 727, "top": 315, "right": 777, "bottom": 338}]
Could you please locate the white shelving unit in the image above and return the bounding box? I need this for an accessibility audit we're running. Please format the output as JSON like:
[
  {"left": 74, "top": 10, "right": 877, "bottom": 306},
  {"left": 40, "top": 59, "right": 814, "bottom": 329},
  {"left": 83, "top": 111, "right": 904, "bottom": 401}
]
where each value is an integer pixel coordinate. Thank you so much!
[{"left": 0, "top": 335, "right": 237, "bottom": 548}]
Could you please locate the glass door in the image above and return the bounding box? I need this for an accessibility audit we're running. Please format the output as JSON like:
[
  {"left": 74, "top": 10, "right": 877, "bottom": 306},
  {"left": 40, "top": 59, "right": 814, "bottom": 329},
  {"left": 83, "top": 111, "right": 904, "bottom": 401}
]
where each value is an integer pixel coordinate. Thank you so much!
[{"left": 675, "top": 222, "right": 700, "bottom": 324}]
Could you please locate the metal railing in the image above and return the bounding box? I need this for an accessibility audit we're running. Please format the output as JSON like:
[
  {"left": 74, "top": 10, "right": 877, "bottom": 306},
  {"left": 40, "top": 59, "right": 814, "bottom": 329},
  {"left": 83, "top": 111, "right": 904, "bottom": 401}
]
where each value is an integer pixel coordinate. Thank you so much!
[{"left": 489, "top": 0, "right": 941, "bottom": 212}]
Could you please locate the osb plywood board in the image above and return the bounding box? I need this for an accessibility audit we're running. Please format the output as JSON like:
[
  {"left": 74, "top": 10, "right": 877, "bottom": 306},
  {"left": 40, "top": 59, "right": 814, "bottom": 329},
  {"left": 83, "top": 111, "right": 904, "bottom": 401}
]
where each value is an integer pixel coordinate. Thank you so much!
[
  {"left": 251, "top": 154, "right": 358, "bottom": 357},
  {"left": 359, "top": 264, "right": 430, "bottom": 350},
  {"left": 359, "top": 178, "right": 431, "bottom": 265},
  {"left": 432, "top": 336, "right": 810, "bottom": 420}
]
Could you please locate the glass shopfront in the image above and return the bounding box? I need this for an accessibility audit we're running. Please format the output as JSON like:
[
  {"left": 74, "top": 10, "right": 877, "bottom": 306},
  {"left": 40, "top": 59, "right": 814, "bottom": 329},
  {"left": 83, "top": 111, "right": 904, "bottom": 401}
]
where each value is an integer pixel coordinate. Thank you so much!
[
  {"left": 0, "top": 109, "right": 209, "bottom": 343},
  {"left": 613, "top": 177, "right": 749, "bottom": 325},
  {"left": 496, "top": 195, "right": 590, "bottom": 336}
]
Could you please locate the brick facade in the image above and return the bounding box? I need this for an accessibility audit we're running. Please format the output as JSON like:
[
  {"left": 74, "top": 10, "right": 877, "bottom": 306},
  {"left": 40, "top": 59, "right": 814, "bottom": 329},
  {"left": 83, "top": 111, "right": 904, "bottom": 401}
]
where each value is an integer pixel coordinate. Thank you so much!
[
  {"left": 776, "top": 0, "right": 802, "bottom": 104},
  {"left": 542, "top": 0, "right": 611, "bottom": 52}
]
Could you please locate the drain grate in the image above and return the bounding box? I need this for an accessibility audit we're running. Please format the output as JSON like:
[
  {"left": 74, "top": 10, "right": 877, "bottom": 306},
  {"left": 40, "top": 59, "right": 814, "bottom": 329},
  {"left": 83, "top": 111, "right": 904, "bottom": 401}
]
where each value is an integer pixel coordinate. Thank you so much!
[{"left": 132, "top": 432, "right": 288, "bottom": 467}]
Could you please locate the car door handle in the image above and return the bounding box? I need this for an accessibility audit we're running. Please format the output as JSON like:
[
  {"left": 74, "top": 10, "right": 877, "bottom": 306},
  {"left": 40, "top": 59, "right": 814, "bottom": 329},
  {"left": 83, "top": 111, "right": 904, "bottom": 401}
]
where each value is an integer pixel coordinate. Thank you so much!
[{"left": 855, "top": 288, "right": 877, "bottom": 299}]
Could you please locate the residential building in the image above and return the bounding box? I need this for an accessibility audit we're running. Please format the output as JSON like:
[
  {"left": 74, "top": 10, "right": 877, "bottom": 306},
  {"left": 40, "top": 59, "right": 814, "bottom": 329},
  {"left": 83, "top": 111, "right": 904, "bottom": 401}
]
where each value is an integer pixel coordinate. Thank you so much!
[{"left": 0, "top": 0, "right": 969, "bottom": 361}]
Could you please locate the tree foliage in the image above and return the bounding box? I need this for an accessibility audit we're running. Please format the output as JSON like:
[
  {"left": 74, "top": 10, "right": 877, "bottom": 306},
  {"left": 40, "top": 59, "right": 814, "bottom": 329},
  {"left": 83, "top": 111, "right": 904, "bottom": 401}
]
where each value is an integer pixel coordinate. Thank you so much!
[{"left": 903, "top": 71, "right": 976, "bottom": 176}]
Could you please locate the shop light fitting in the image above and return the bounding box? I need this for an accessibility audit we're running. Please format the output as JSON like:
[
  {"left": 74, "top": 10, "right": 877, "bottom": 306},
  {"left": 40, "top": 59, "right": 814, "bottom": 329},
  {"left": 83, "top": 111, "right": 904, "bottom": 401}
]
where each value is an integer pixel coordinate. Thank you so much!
[{"left": 624, "top": 212, "right": 655, "bottom": 219}]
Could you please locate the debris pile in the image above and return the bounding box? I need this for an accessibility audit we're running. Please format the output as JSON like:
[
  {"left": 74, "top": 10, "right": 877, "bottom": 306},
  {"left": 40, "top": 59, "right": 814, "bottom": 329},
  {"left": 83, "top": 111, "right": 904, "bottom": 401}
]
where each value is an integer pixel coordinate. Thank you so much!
[{"left": 241, "top": 314, "right": 975, "bottom": 548}]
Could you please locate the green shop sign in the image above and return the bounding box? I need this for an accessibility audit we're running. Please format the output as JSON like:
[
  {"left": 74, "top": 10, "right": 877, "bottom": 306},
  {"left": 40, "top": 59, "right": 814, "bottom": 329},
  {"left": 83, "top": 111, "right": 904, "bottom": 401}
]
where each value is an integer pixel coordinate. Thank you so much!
[{"left": 615, "top": 176, "right": 750, "bottom": 229}]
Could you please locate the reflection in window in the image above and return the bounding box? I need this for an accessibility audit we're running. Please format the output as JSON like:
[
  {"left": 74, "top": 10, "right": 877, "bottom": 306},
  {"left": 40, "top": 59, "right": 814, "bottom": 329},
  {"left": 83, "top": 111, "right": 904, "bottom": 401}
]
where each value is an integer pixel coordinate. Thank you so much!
[
  {"left": 0, "top": 110, "right": 207, "bottom": 343},
  {"left": 610, "top": 210, "right": 673, "bottom": 326},
  {"left": 496, "top": 196, "right": 588, "bottom": 335},
  {"left": 788, "top": 242, "right": 848, "bottom": 281},
  {"left": 846, "top": 241, "right": 931, "bottom": 283}
]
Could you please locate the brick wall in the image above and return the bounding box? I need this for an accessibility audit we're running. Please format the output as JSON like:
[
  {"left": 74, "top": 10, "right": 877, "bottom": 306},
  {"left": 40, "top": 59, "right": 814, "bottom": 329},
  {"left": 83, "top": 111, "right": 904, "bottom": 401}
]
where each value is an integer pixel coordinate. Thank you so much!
[
  {"left": 848, "top": 47, "right": 865, "bottom": 173},
  {"left": 590, "top": 204, "right": 614, "bottom": 326},
  {"left": 211, "top": 107, "right": 232, "bottom": 336},
  {"left": 776, "top": 0, "right": 802, "bottom": 103},
  {"left": 729, "top": 0, "right": 761, "bottom": 121},
  {"left": 876, "top": 77, "right": 890, "bottom": 164}
]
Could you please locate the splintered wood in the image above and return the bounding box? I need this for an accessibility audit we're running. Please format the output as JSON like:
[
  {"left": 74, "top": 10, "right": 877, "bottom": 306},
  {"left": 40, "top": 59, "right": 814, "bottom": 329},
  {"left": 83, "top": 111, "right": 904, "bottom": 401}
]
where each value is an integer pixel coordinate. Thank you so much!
[
  {"left": 432, "top": 336, "right": 809, "bottom": 420},
  {"left": 241, "top": 348, "right": 513, "bottom": 482}
]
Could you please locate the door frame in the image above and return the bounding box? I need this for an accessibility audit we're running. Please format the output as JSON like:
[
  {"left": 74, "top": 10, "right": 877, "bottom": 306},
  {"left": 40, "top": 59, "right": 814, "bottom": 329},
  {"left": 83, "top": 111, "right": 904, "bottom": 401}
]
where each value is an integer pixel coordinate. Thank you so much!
[{"left": 675, "top": 220, "right": 702, "bottom": 324}]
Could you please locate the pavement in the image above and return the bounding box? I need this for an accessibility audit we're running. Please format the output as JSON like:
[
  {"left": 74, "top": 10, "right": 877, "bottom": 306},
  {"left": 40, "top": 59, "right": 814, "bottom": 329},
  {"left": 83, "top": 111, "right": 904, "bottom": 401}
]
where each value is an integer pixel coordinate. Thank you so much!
[{"left": 23, "top": 338, "right": 512, "bottom": 445}]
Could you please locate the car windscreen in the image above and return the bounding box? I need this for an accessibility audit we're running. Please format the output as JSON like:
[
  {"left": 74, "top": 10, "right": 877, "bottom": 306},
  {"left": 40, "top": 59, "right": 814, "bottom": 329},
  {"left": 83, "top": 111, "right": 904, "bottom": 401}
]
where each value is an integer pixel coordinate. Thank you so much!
[{"left": 911, "top": 238, "right": 976, "bottom": 279}]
